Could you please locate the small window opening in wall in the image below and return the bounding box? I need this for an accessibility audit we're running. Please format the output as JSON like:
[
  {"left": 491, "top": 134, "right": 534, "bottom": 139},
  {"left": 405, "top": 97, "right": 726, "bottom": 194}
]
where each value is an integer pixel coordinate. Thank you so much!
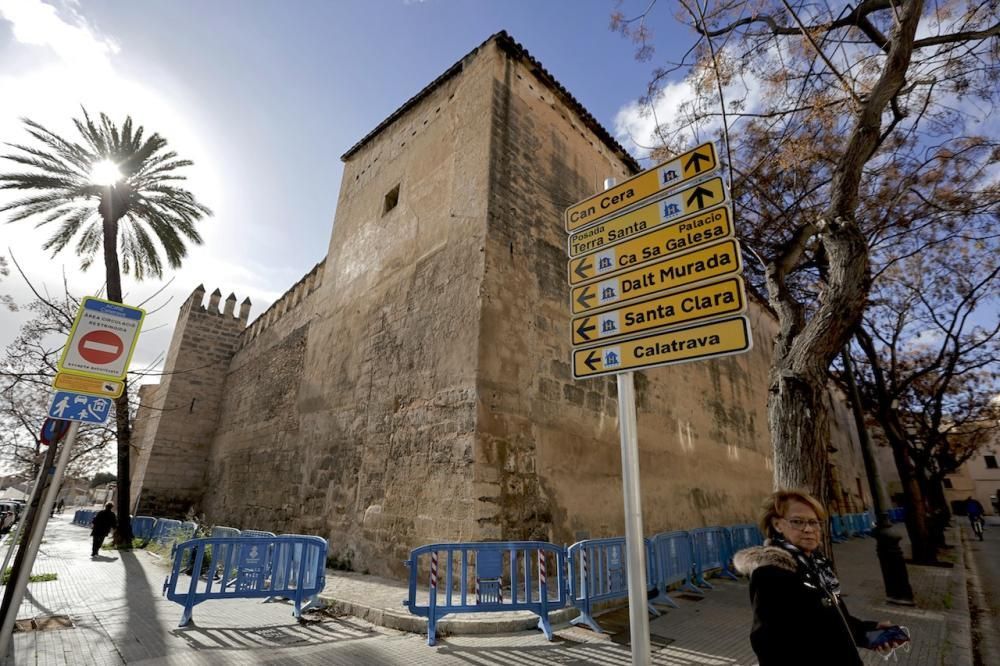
[
  {"left": 383, "top": 184, "right": 400, "bottom": 215},
  {"left": 985, "top": 454, "right": 998, "bottom": 469}
]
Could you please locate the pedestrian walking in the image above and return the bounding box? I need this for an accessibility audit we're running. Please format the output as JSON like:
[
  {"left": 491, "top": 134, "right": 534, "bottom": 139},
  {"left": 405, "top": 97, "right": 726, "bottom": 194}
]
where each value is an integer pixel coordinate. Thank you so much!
[
  {"left": 56, "top": 498, "right": 65, "bottom": 514},
  {"left": 90, "top": 503, "right": 117, "bottom": 557},
  {"left": 733, "top": 489, "right": 909, "bottom": 665}
]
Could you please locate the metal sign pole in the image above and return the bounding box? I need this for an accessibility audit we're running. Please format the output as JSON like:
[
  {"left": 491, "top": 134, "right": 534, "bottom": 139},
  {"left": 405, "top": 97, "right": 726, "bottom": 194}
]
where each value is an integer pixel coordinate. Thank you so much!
[
  {"left": 603, "top": 176, "right": 652, "bottom": 664},
  {"left": 0, "top": 422, "right": 79, "bottom": 659}
]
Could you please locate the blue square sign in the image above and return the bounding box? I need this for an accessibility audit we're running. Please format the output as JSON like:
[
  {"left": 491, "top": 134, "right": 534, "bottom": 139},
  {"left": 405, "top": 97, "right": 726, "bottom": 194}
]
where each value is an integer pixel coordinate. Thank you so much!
[{"left": 48, "top": 391, "right": 112, "bottom": 424}]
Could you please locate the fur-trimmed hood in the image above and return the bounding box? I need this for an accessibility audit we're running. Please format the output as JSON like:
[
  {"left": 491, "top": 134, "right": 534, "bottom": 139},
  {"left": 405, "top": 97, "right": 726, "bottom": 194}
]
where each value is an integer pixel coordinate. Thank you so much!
[{"left": 733, "top": 545, "right": 798, "bottom": 576}]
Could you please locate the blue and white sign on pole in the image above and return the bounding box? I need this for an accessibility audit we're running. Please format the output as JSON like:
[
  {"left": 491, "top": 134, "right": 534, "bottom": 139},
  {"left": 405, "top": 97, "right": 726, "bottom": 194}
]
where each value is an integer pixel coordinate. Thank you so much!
[{"left": 47, "top": 391, "right": 113, "bottom": 425}]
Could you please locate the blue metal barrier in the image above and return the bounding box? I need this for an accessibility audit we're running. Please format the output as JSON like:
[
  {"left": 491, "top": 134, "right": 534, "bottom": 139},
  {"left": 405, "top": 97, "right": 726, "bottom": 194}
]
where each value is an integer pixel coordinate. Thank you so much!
[
  {"left": 163, "top": 535, "right": 327, "bottom": 627},
  {"left": 74, "top": 509, "right": 96, "bottom": 527},
  {"left": 267, "top": 533, "right": 324, "bottom": 610},
  {"left": 151, "top": 519, "right": 183, "bottom": 546},
  {"left": 727, "top": 524, "right": 764, "bottom": 552},
  {"left": 830, "top": 515, "right": 848, "bottom": 542},
  {"left": 567, "top": 537, "right": 659, "bottom": 633},
  {"left": 404, "top": 541, "right": 567, "bottom": 647},
  {"left": 207, "top": 526, "right": 241, "bottom": 584},
  {"left": 650, "top": 530, "right": 701, "bottom": 607},
  {"left": 132, "top": 516, "right": 158, "bottom": 541},
  {"left": 690, "top": 527, "right": 738, "bottom": 587},
  {"left": 858, "top": 511, "right": 875, "bottom": 536}
]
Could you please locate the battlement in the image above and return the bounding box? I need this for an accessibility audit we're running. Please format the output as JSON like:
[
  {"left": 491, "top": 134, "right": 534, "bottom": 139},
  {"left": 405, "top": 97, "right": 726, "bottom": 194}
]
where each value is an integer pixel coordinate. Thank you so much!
[
  {"left": 239, "top": 260, "right": 325, "bottom": 349},
  {"left": 183, "top": 284, "right": 251, "bottom": 326}
]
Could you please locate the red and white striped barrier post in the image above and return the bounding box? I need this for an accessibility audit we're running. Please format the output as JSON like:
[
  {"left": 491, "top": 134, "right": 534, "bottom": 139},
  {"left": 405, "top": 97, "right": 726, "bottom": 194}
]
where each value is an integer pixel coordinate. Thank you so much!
[{"left": 427, "top": 549, "right": 439, "bottom": 646}]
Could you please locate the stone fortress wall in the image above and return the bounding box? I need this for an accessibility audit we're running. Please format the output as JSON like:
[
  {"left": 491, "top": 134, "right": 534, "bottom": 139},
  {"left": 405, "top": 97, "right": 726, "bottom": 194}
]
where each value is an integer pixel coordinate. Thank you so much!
[{"left": 132, "top": 33, "right": 881, "bottom": 576}]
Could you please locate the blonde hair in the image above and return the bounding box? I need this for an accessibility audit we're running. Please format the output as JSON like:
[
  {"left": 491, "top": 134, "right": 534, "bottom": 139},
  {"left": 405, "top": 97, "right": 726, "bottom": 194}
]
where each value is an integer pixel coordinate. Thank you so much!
[{"left": 759, "top": 489, "right": 827, "bottom": 540}]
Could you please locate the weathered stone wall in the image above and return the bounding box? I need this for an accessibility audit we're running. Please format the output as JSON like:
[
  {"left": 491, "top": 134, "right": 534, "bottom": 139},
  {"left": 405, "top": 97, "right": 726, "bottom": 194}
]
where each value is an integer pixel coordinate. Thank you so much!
[
  {"left": 475, "top": 44, "right": 876, "bottom": 545},
  {"left": 137, "top": 287, "right": 246, "bottom": 517},
  {"left": 200, "top": 262, "right": 325, "bottom": 530}
]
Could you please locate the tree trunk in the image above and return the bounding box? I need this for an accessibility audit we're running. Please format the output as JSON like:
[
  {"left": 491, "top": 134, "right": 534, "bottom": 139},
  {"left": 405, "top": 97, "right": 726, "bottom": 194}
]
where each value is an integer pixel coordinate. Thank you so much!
[
  {"left": 101, "top": 210, "right": 133, "bottom": 547},
  {"left": 884, "top": 426, "right": 936, "bottom": 563},
  {"left": 922, "top": 475, "right": 951, "bottom": 547},
  {"left": 769, "top": 368, "right": 831, "bottom": 498}
]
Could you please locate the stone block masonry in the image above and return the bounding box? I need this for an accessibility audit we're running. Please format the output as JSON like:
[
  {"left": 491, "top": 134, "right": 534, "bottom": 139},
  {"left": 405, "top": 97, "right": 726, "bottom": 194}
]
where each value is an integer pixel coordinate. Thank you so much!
[{"left": 134, "top": 32, "right": 891, "bottom": 576}]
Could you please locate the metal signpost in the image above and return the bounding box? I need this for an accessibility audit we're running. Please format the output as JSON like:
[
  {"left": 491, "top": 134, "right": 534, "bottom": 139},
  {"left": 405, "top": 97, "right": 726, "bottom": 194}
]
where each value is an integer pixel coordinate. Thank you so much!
[
  {"left": 0, "top": 297, "right": 144, "bottom": 660},
  {"left": 563, "top": 143, "right": 753, "bottom": 663}
]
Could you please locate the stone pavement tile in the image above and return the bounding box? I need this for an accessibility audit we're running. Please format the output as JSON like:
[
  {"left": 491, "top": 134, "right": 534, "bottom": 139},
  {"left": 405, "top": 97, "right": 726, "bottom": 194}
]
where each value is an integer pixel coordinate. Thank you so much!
[{"left": 2, "top": 514, "right": 975, "bottom": 665}]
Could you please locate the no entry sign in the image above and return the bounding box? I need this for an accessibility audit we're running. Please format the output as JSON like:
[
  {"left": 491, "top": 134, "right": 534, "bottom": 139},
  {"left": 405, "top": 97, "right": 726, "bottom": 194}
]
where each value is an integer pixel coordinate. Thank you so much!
[
  {"left": 78, "top": 330, "right": 125, "bottom": 364},
  {"left": 39, "top": 418, "right": 71, "bottom": 446},
  {"left": 57, "top": 297, "right": 145, "bottom": 381}
]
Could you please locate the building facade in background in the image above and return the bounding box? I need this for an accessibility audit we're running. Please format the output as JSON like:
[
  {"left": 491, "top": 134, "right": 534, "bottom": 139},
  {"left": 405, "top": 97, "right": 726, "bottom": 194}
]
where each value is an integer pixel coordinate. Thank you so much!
[{"left": 130, "top": 32, "right": 888, "bottom": 577}]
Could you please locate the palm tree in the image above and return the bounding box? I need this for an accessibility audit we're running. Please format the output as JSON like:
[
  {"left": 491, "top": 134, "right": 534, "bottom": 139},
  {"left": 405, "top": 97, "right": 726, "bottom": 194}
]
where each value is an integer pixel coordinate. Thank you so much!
[{"left": 0, "top": 108, "right": 211, "bottom": 545}]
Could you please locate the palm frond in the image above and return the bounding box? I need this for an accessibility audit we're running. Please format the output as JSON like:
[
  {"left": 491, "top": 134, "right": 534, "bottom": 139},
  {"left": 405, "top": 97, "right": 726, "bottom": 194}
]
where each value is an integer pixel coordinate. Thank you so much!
[{"left": 2, "top": 107, "right": 212, "bottom": 284}]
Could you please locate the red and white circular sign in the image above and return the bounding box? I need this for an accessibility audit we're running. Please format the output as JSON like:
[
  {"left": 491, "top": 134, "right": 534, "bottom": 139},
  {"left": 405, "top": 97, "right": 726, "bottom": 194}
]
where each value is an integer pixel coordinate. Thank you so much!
[{"left": 78, "top": 330, "right": 124, "bottom": 365}]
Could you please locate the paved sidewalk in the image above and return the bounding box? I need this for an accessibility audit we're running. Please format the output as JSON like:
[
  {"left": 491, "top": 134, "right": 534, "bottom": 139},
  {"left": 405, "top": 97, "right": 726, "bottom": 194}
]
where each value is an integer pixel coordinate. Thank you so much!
[{"left": 0, "top": 514, "right": 974, "bottom": 664}]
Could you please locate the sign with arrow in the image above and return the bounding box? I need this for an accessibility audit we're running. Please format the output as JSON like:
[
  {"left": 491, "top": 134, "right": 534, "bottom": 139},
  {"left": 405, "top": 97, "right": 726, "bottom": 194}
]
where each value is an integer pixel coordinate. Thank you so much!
[
  {"left": 572, "top": 316, "right": 753, "bottom": 379},
  {"left": 571, "top": 239, "right": 743, "bottom": 315},
  {"left": 571, "top": 277, "right": 747, "bottom": 346},
  {"left": 565, "top": 142, "right": 719, "bottom": 232},
  {"left": 568, "top": 205, "right": 733, "bottom": 285}
]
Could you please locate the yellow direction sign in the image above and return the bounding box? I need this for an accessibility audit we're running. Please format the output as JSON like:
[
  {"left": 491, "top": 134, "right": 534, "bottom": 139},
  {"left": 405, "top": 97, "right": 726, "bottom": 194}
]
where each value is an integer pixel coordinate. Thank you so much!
[
  {"left": 571, "top": 238, "right": 742, "bottom": 315},
  {"left": 567, "top": 177, "right": 728, "bottom": 257},
  {"left": 571, "top": 277, "right": 747, "bottom": 346},
  {"left": 564, "top": 142, "right": 718, "bottom": 232},
  {"left": 568, "top": 205, "right": 732, "bottom": 285},
  {"left": 52, "top": 372, "right": 124, "bottom": 398},
  {"left": 573, "top": 316, "right": 753, "bottom": 379}
]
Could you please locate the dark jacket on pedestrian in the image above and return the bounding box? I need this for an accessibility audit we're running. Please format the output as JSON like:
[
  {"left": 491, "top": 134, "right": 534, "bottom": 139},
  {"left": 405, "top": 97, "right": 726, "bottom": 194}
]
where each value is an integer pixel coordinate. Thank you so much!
[
  {"left": 91, "top": 508, "right": 117, "bottom": 538},
  {"left": 734, "top": 539, "right": 878, "bottom": 666}
]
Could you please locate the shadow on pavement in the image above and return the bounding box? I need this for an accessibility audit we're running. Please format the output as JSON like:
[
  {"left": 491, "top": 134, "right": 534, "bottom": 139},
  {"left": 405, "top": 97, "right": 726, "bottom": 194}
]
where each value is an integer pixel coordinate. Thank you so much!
[
  {"left": 120, "top": 550, "right": 170, "bottom": 661},
  {"left": 169, "top": 613, "right": 375, "bottom": 652}
]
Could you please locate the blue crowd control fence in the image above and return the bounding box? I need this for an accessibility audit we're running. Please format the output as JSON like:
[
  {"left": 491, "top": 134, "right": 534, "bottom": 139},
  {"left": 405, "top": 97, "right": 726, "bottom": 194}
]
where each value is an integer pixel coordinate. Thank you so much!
[
  {"left": 855, "top": 512, "right": 870, "bottom": 536},
  {"left": 650, "top": 530, "right": 702, "bottom": 608},
  {"left": 74, "top": 509, "right": 96, "bottom": 527},
  {"left": 727, "top": 524, "right": 764, "bottom": 553},
  {"left": 690, "top": 527, "right": 738, "bottom": 588},
  {"left": 208, "top": 526, "right": 241, "bottom": 583},
  {"left": 266, "top": 533, "right": 324, "bottom": 610},
  {"left": 151, "top": 519, "right": 183, "bottom": 546},
  {"left": 830, "top": 515, "right": 849, "bottom": 542},
  {"left": 566, "top": 537, "right": 659, "bottom": 634},
  {"left": 849, "top": 513, "right": 871, "bottom": 538},
  {"left": 131, "top": 516, "right": 158, "bottom": 541},
  {"left": 403, "top": 541, "right": 567, "bottom": 647},
  {"left": 163, "top": 535, "right": 327, "bottom": 627}
]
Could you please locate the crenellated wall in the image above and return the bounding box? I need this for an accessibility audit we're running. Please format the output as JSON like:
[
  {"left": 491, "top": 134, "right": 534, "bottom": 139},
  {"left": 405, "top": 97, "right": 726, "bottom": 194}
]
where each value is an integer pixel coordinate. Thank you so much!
[{"left": 132, "top": 285, "right": 249, "bottom": 517}]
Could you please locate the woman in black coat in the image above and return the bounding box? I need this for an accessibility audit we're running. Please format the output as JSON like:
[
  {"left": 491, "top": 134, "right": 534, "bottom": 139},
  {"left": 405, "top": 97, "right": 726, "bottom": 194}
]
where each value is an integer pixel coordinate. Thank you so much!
[{"left": 733, "top": 490, "right": 905, "bottom": 666}]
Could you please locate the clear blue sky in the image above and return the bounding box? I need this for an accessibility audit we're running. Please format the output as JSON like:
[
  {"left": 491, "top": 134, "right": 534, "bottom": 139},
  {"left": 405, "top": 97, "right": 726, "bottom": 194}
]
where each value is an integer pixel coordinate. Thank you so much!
[{"left": 0, "top": 0, "right": 689, "bottom": 374}]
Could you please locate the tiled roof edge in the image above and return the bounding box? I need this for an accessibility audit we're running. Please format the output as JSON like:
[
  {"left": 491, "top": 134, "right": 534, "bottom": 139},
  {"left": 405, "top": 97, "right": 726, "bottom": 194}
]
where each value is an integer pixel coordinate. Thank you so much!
[{"left": 340, "top": 30, "right": 641, "bottom": 174}]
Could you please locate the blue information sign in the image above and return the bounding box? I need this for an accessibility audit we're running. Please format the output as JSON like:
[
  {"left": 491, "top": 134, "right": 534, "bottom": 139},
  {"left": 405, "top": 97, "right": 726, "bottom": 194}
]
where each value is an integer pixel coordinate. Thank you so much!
[{"left": 47, "top": 391, "right": 112, "bottom": 424}]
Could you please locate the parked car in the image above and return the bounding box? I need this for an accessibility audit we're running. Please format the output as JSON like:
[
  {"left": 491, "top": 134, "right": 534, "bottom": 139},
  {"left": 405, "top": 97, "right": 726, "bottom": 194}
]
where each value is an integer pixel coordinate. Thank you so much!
[{"left": 0, "top": 503, "right": 18, "bottom": 533}]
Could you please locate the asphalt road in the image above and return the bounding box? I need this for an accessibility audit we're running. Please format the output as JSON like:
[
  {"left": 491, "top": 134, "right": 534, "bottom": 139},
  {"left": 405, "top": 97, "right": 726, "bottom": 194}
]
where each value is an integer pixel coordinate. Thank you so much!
[{"left": 966, "top": 516, "right": 1000, "bottom": 666}]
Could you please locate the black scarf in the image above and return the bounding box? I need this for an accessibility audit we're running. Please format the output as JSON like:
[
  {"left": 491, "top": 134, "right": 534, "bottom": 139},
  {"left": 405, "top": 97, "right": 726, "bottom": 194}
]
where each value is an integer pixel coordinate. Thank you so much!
[{"left": 767, "top": 536, "right": 843, "bottom": 600}]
